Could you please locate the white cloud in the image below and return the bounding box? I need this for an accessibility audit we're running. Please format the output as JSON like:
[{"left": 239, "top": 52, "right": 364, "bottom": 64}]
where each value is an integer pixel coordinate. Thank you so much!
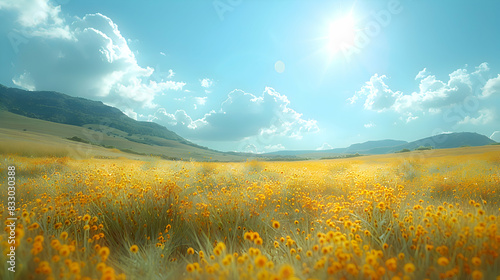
[
  {"left": 458, "top": 109, "right": 494, "bottom": 125},
  {"left": 490, "top": 131, "right": 500, "bottom": 142},
  {"left": 405, "top": 113, "right": 418, "bottom": 123},
  {"left": 160, "top": 52, "right": 166, "bottom": 56},
  {"left": 0, "top": 0, "right": 63, "bottom": 27},
  {"left": 200, "top": 78, "right": 213, "bottom": 88},
  {"left": 12, "top": 71, "right": 35, "bottom": 91},
  {"left": 0, "top": 0, "right": 73, "bottom": 40},
  {"left": 364, "top": 122, "right": 375, "bottom": 128},
  {"left": 167, "top": 69, "right": 175, "bottom": 79},
  {"left": 264, "top": 144, "right": 285, "bottom": 151},
  {"left": 316, "top": 143, "right": 333, "bottom": 150},
  {"left": 482, "top": 74, "right": 500, "bottom": 98},
  {"left": 193, "top": 97, "right": 207, "bottom": 106},
  {"left": 123, "top": 108, "right": 138, "bottom": 120},
  {"left": 4, "top": 1, "right": 185, "bottom": 111},
  {"left": 474, "top": 62, "right": 490, "bottom": 74},
  {"left": 114, "top": 79, "right": 185, "bottom": 108},
  {"left": 153, "top": 108, "right": 201, "bottom": 129},
  {"left": 240, "top": 143, "right": 258, "bottom": 154},
  {"left": 193, "top": 96, "right": 208, "bottom": 110},
  {"left": 348, "top": 63, "right": 500, "bottom": 133},
  {"left": 349, "top": 74, "right": 402, "bottom": 112},
  {"left": 152, "top": 87, "right": 319, "bottom": 141},
  {"left": 395, "top": 69, "right": 475, "bottom": 112},
  {"left": 435, "top": 131, "right": 453, "bottom": 135},
  {"left": 200, "top": 78, "right": 213, "bottom": 93},
  {"left": 415, "top": 68, "right": 429, "bottom": 80},
  {"left": 351, "top": 64, "right": 494, "bottom": 114}
]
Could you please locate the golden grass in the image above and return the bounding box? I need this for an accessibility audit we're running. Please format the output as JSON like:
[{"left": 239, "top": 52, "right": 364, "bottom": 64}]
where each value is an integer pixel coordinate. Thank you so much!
[
  {"left": 1, "top": 146, "right": 499, "bottom": 280},
  {"left": 0, "top": 140, "right": 70, "bottom": 158},
  {"left": 0, "top": 111, "right": 246, "bottom": 161}
]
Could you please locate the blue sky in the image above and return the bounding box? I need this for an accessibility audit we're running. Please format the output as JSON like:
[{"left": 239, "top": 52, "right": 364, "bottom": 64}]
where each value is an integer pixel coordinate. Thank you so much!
[{"left": 1, "top": 0, "right": 500, "bottom": 152}]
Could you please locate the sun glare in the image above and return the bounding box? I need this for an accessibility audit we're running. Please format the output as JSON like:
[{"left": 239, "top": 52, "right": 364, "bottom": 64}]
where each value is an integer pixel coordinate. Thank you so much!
[{"left": 327, "top": 14, "right": 357, "bottom": 54}]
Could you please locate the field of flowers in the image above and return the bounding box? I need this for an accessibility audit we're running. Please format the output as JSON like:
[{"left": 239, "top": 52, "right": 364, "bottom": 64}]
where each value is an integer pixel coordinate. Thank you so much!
[{"left": 1, "top": 147, "right": 500, "bottom": 280}]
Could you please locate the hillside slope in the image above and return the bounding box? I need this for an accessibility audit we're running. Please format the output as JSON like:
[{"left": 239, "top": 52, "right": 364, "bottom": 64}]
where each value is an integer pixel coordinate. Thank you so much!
[
  {"left": 0, "top": 84, "right": 204, "bottom": 148},
  {"left": 0, "top": 111, "right": 247, "bottom": 161}
]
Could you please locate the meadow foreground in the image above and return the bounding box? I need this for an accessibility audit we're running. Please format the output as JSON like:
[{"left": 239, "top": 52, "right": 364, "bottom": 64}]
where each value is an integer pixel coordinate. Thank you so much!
[{"left": 1, "top": 146, "right": 500, "bottom": 280}]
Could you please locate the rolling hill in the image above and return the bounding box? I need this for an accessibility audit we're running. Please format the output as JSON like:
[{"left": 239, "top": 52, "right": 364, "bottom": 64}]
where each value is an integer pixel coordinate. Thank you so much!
[{"left": 0, "top": 84, "right": 200, "bottom": 146}]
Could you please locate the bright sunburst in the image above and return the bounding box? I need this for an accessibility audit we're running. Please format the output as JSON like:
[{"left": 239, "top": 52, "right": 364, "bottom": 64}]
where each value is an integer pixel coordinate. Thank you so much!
[{"left": 327, "top": 13, "right": 357, "bottom": 54}]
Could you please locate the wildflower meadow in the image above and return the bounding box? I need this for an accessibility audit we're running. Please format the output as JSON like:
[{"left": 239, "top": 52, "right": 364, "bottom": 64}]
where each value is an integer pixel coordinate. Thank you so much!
[{"left": 1, "top": 146, "right": 500, "bottom": 280}]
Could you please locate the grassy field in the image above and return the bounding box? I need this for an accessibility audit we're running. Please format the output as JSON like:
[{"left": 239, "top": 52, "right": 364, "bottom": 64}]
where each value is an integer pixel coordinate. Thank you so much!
[
  {"left": 1, "top": 145, "right": 499, "bottom": 280},
  {"left": 0, "top": 111, "right": 246, "bottom": 161}
]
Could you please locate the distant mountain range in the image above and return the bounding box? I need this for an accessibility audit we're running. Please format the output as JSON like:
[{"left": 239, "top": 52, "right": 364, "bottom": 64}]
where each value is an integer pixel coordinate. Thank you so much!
[
  {"left": 0, "top": 84, "right": 497, "bottom": 160},
  {"left": 264, "top": 139, "right": 409, "bottom": 156},
  {"left": 265, "top": 132, "right": 496, "bottom": 158}
]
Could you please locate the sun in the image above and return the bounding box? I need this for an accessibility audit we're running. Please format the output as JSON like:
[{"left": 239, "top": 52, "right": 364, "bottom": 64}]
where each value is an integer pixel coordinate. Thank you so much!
[{"left": 326, "top": 14, "right": 357, "bottom": 54}]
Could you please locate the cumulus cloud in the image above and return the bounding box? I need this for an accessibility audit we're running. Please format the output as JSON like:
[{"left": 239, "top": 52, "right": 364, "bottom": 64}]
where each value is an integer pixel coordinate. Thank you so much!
[
  {"left": 192, "top": 97, "right": 208, "bottom": 109},
  {"left": 415, "top": 68, "right": 429, "bottom": 80},
  {"left": 474, "top": 62, "right": 490, "bottom": 74},
  {"left": 193, "top": 97, "right": 207, "bottom": 106},
  {"left": 457, "top": 109, "right": 494, "bottom": 125},
  {"left": 200, "top": 78, "right": 213, "bottom": 93},
  {"left": 349, "top": 74, "right": 402, "bottom": 112},
  {"left": 349, "top": 63, "right": 500, "bottom": 129},
  {"left": 123, "top": 108, "right": 138, "bottom": 120},
  {"left": 167, "top": 69, "right": 175, "bottom": 79},
  {"left": 12, "top": 71, "right": 35, "bottom": 91},
  {"left": 316, "top": 143, "right": 333, "bottom": 150},
  {"left": 351, "top": 63, "right": 494, "bottom": 113},
  {"left": 399, "top": 64, "right": 490, "bottom": 112},
  {"left": 403, "top": 68, "right": 478, "bottom": 111},
  {"left": 0, "top": 0, "right": 66, "bottom": 33},
  {"left": 264, "top": 144, "right": 286, "bottom": 151},
  {"left": 240, "top": 143, "right": 258, "bottom": 153},
  {"left": 200, "top": 78, "right": 213, "bottom": 88},
  {"left": 155, "top": 108, "right": 201, "bottom": 129},
  {"left": 151, "top": 87, "right": 319, "bottom": 141},
  {"left": 482, "top": 74, "right": 500, "bottom": 98},
  {"left": 4, "top": 1, "right": 185, "bottom": 110}
]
